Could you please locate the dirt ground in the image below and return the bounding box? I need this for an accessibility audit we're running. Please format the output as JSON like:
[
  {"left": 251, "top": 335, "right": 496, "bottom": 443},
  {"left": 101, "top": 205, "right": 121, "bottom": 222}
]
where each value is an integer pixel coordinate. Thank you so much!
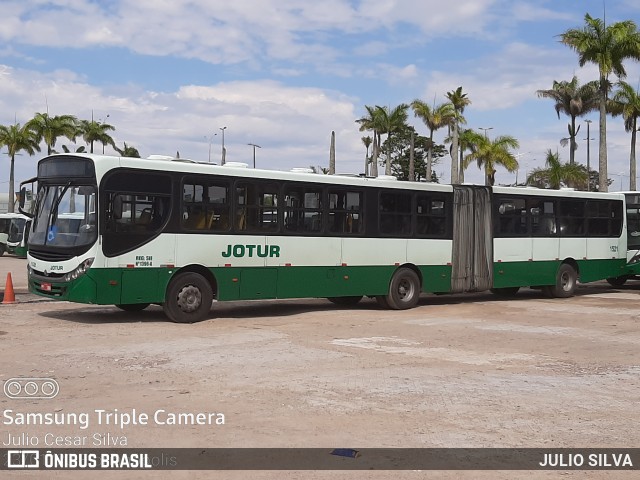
[{"left": 1, "top": 255, "right": 640, "bottom": 479}]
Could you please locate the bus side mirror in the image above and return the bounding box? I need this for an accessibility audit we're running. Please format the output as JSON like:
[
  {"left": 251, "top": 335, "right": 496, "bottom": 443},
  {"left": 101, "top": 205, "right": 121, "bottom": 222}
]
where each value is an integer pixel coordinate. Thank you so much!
[{"left": 19, "top": 187, "right": 26, "bottom": 209}]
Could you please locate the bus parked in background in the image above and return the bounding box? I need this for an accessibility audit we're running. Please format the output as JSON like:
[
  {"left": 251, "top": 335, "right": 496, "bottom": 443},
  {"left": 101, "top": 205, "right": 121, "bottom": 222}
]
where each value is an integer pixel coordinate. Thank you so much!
[
  {"left": 0, "top": 212, "right": 30, "bottom": 257},
  {"left": 606, "top": 191, "right": 640, "bottom": 286},
  {"left": 20, "top": 154, "right": 627, "bottom": 323}
]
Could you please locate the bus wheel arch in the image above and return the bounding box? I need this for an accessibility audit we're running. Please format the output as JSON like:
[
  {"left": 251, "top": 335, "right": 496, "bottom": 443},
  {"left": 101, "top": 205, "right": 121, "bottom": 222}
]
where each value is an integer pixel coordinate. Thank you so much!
[
  {"left": 163, "top": 266, "right": 216, "bottom": 323},
  {"left": 385, "top": 265, "right": 422, "bottom": 310}
]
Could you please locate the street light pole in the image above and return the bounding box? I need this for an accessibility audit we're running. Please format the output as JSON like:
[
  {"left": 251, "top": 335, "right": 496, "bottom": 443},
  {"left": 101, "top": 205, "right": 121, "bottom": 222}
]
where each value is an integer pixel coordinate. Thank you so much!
[
  {"left": 479, "top": 127, "right": 493, "bottom": 139},
  {"left": 220, "top": 126, "right": 227, "bottom": 165},
  {"left": 248, "top": 143, "right": 261, "bottom": 168}
]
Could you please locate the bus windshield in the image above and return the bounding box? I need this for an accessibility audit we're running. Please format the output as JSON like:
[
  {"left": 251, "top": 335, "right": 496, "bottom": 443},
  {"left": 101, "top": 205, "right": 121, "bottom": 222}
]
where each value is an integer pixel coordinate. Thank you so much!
[
  {"left": 30, "top": 184, "right": 97, "bottom": 248},
  {"left": 7, "top": 217, "right": 26, "bottom": 244}
]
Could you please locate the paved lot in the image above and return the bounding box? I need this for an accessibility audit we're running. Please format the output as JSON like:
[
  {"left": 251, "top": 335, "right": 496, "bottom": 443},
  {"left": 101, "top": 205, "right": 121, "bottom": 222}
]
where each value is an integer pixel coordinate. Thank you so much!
[{"left": 1, "top": 256, "right": 640, "bottom": 479}]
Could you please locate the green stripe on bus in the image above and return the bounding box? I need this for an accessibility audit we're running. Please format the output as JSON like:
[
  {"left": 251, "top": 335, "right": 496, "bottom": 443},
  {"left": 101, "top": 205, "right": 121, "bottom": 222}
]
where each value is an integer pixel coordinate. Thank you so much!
[{"left": 30, "top": 258, "right": 625, "bottom": 305}]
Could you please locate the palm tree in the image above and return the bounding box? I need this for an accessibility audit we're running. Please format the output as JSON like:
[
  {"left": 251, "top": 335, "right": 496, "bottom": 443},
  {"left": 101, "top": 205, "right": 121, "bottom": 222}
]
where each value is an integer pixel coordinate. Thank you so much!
[
  {"left": 527, "top": 149, "right": 588, "bottom": 189},
  {"left": 610, "top": 81, "right": 640, "bottom": 190},
  {"left": 114, "top": 142, "right": 141, "bottom": 158},
  {"left": 0, "top": 123, "right": 41, "bottom": 213},
  {"left": 375, "top": 104, "right": 409, "bottom": 175},
  {"left": 79, "top": 119, "right": 116, "bottom": 154},
  {"left": 356, "top": 105, "right": 384, "bottom": 177},
  {"left": 464, "top": 134, "right": 520, "bottom": 186},
  {"left": 26, "top": 112, "right": 78, "bottom": 155},
  {"left": 455, "top": 128, "right": 484, "bottom": 183},
  {"left": 536, "top": 76, "right": 599, "bottom": 165},
  {"left": 446, "top": 87, "right": 471, "bottom": 184},
  {"left": 361, "top": 136, "right": 372, "bottom": 176},
  {"left": 411, "top": 100, "right": 455, "bottom": 182},
  {"left": 560, "top": 14, "right": 640, "bottom": 192}
]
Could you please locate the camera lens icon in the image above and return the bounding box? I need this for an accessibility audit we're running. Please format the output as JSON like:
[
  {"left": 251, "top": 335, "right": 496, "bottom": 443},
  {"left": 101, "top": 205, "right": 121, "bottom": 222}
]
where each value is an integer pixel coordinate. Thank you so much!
[{"left": 4, "top": 378, "right": 59, "bottom": 399}]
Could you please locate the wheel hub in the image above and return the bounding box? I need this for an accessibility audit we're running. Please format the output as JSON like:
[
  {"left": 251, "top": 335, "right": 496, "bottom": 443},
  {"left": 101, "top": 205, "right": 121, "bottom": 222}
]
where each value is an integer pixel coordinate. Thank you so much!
[{"left": 177, "top": 285, "right": 201, "bottom": 313}]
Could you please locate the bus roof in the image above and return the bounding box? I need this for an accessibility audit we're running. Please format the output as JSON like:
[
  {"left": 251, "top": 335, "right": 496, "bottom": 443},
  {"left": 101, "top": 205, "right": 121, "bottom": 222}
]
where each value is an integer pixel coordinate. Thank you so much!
[{"left": 40, "top": 153, "right": 625, "bottom": 200}]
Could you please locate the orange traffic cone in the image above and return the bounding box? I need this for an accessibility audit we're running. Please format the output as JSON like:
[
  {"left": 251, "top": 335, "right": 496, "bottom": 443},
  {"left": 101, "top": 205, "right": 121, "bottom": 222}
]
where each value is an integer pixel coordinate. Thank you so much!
[{"left": 2, "top": 272, "right": 16, "bottom": 304}]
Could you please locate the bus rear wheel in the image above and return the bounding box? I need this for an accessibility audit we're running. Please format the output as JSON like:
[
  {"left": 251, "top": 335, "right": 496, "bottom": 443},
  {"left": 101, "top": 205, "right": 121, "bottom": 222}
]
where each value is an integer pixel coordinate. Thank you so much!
[
  {"left": 386, "top": 268, "right": 421, "bottom": 310},
  {"left": 163, "top": 272, "right": 213, "bottom": 323},
  {"left": 327, "top": 296, "right": 363, "bottom": 307},
  {"left": 549, "top": 263, "right": 577, "bottom": 298},
  {"left": 606, "top": 276, "right": 628, "bottom": 287},
  {"left": 116, "top": 303, "right": 150, "bottom": 312}
]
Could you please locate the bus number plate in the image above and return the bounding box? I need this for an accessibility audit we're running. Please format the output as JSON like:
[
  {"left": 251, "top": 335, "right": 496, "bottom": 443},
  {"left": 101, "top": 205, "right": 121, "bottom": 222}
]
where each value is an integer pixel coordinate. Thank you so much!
[{"left": 41, "top": 283, "right": 52, "bottom": 292}]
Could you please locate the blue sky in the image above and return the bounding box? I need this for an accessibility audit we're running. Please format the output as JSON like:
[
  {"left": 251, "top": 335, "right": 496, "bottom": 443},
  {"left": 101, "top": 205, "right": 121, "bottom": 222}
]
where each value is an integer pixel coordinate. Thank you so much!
[{"left": 1, "top": 0, "right": 640, "bottom": 192}]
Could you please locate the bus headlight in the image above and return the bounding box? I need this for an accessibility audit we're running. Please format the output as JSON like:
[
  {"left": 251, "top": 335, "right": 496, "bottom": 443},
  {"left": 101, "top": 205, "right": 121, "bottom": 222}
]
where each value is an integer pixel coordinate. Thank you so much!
[{"left": 63, "top": 257, "right": 95, "bottom": 282}]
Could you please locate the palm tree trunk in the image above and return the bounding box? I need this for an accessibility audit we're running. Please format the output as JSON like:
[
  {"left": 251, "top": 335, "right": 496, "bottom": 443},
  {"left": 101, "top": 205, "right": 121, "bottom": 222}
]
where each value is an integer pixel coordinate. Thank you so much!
[
  {"left": 8, "top": 154, "right": 15, "bottom": 213},
  {"left": 385, "top": 133, "right": 392, "bottom": 176},
  {"left": 371, "top": 132, "right": 379, "bottom": 177},
  {"left": 409, "top": 131, "right": 415, "bottom": 181},
  {"left": 450, "top": 122, "right": 459, "bottom": 184},
  {"left": 631, "top": 118, "right": 637, "bottom": 191},
  {"left": 329, "top": 131, "right": 335, "bottom": 175},
  {"left": 598, "top": 76, "right": 608, "bottom": 192},
  {"left": 459, "top": 148, "right": 465, "bottom": 183},
  {"left": 426, "top": 130, "right": 434, "bottom": 181},
  {"left": 569, "top": 117, "right": 576, "bottom": 165}
]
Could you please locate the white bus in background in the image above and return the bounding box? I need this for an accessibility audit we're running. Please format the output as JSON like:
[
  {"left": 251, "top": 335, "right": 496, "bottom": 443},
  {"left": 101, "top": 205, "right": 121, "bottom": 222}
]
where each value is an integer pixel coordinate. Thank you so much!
[
  {"left": 0, "top": 212, "right": 30, "bottom": 257},
  {"left": 605, "top": 191, "right": 640, "bottom": 286},
  {"left": 20, "top": 153, "right": 627, "bottom": 323}
]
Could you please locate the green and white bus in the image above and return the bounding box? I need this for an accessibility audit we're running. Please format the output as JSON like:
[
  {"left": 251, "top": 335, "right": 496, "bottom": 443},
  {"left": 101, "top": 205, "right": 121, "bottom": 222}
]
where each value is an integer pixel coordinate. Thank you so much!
[
  {"left": 20, "top": 153, "right": 627, "bottom": 323},
  {"left": 605, "top": 191, "right": 640, "bottom": 286},
  {"left": 0, "top": 212, "right": 30, "bottom": 257}
]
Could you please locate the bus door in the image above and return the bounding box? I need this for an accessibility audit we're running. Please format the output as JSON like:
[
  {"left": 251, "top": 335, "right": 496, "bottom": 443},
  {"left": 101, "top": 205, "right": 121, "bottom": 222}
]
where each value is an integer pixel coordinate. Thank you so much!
[{"left": 451, "top": 186, "right": 493, "bottom": 293}]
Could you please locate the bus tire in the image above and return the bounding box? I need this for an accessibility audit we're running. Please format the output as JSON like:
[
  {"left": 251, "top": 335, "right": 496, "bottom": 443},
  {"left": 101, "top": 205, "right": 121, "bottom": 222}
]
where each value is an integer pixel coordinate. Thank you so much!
[
  {"left": 606, "top": 276, "right": 628, "bottom": 287},
  {"left": 490, "top": 287, "right": 520, "bottom": 297},
  {"left": 550, "top": 263, "right": 577, "bottom": 298},
  {"left": 163, "top": 272, "right": 213, "bottom": 323},
  {"left": 0, "top": 244, "right": 5, "bottom": 256},
  {"left": 327, "top": 296, "right": 363, "bottom": 307},
  {"left": 386, "top": 268, "right": 421, "bottom": 310},
  {"left": 116, "top": 303, "right": 150, "bottom": 312}
]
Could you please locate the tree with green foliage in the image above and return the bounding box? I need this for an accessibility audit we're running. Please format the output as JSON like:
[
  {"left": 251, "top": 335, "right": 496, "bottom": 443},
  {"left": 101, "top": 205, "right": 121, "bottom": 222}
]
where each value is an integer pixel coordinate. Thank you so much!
[
  {"left": 536, "top": 76, "right": 599, "bottom": 165},
  {"left": 380, "top": 124, "right": 446, "bottom": 181},
  {"left": 374, "top": 104, "right": 409, "bottom": 175},
  {"left": 411, "top": 100, "right": 455, "bottom": 182},
  {"left": 356, "top": 105, "right": 384, "bottom": 177},
  {"left": 560, "top": 14, "right": 640, "bottom": 192},
  {"left": 114, "top": 142, "right": 141, "bottom": 158},
  {"left": 445, "top": 87, "right": 470, "bottom": 184},
  {"left": 464, "top": 134, "right": 520, "bottom": 186},
  {"left": 0, "top": 123, "right": 41, "bottom": 213},
  {"left": 610, "top": 81, "right": 640, "bottom": 190},
  {"left": 26, "top": 112, "right": 78, "bottom": 155},
  {"left": 527, "top": 149, "right": 589, "bottom": 189},
  {"left": 79, "top": 119, "right": 116, "bottom": 154}
]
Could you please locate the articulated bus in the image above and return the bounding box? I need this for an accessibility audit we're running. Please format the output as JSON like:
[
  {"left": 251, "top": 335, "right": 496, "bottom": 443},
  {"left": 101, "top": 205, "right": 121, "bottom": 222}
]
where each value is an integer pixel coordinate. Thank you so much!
[{"left": 20, "top": 154, "right": 628, "bottom": 323}]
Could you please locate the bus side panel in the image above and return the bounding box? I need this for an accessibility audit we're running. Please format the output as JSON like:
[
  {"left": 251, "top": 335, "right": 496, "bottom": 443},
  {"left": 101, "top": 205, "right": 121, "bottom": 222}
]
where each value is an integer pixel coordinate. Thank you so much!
[
  {"left": 407, "top": 239, "right": 452, "bottom": 292},
  {"left": 581, "top": 236, "right": 627, "bottom": 282},
  {"left": 492, "top": 260, "right": 559, "bottom": 288}
]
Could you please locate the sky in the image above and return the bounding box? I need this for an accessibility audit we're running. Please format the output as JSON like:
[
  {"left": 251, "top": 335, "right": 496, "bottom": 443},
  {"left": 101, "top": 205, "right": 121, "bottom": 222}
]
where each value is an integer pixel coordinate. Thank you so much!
[{"left": 1, "top": 0, "right": 640, "bottom": 193}]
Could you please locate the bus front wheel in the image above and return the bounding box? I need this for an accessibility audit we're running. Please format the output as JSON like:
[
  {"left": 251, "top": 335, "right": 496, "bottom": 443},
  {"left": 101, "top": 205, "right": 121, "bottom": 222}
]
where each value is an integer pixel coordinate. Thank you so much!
[
  {"left": 163, "top": 272, "right": 213, "bottom": 323},
  {"left": 549, "top": 263, "right": 577, "bottom": 298},
  {"left": 386, "top": 268, "right": 421, "bottom": 310}
]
